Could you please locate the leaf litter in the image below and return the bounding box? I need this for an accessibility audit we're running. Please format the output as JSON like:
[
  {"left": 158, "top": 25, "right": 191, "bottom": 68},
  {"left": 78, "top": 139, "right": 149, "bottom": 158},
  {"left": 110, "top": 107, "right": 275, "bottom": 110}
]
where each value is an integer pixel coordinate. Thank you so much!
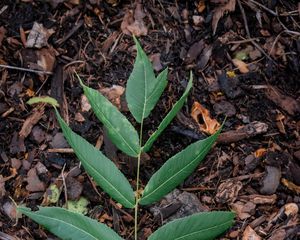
[{"left": 1, "top": 0, "right": 300, "bottom": 239}]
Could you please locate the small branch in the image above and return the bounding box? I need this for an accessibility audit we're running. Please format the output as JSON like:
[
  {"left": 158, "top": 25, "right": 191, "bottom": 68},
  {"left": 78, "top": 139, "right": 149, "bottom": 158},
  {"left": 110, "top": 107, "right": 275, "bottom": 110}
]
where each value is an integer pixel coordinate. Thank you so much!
[
  {"left": 48, "top": 148, "right": 74, "bottom": 153},
  {"left": 0, "top": 64, "right": 53, "bottom": 75},
  {"left": 237, "top": 0, "right": 276, "bottom": 63},
  {"left": 246, "top": 0, "right": 278, "bottom": 16}
]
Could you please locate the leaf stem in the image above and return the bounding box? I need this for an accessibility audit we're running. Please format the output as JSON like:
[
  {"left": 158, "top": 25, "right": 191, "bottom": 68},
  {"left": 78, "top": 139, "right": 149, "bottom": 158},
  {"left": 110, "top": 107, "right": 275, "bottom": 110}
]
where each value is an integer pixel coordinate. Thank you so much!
[{"left": 134, "top": 119, "right": 144, "bottom": 240}]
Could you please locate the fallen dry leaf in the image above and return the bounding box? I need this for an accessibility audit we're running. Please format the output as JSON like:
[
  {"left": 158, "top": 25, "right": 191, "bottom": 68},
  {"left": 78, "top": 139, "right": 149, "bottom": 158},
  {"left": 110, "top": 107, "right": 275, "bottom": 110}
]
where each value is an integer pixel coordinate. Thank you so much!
[
  {"left": 99, "top": 85, "right": 125, "bottom": 109},
  {"left": 26, "top": 22, "right": 55, "bottom": 48},
  {"left": 191, "top": 101, "right": 220, "bottom": 135},
  {"left": 281, "top": 178, "right": 300, "bottom": 194},
  {"left": 284, "top": 203, "right": 299, "bottom": 217},
  {"left": 81, "top": 95, "right": 91, "bottom": 112},
  {"left": 212, "top": 0, "right": 236, "bottom": 35},
  {"left": 242, "top": 225, "right": 262, "bottom": 240},
  {"left": 275, "top": 111, "right": 286, "bottom": 134},
  {"left": 254, "top": 148, "right": 267, "bottom": 158},
  {"left": 26, "top": 168, "right": 46, "bottom": 192},
  {"left": 149, "top": 53, "right": 163, "bottom": 72},
  {"left": 19, "top": 106, "right": 44, "bottom": 138},
  {"left": 121, "top": 3, "right": 148, "bottom": 36},
  {"left": 231, "top": 201, "right": 256, "bottom": 220},
  {"left": 36, "top": 47, "right": 56, "bottom": 72},
  {"left": 197, "top": 0, "right": 206, "bottom": 13},
  {"left": 232, "top": 58, "right": 249, "bottom": 73},
  {"left": 265, "top": 86, "right": 300, "bottom": 116},
  {"left": 215, "top": 180, "right": 243, "bottom": 203},
  {"left": 3, "top": 201, "right": 17, "bottom": 220}
]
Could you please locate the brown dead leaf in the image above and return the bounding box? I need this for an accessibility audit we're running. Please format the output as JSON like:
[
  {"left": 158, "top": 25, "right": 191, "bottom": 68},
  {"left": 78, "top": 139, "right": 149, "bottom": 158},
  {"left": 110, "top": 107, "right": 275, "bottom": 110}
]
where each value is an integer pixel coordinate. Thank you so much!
[
  {"left": 36, "top": 47, "right": 56, "bottom": 72},
  {"left": 275, "top": 112, "right": 286, "bottom": 134},
  {"left": 212, "top": 0, "right": 236, "bottom": 35},
  {"left": 254, "top": 148, "right": 267, "bottom": 158},
  {"left": 191, "top": 101, "right": 220, "bottom": 135},
  {"left": 19, "top": 106, "right": 44, "bottom": 138},
  {"left": 232, "top": 58, "right": 249, "bottom": 73},
  {"left": 265, "top": 86, "right": 300, "bottom": 116},
  {"left": 3, "top": 201, "right": 17, "bottom": 220},
  {"left": 26, "top": 22, "right": 55, "bottom": 48},
  {"left": 149, "top": 53, "right": 163, "bottom": 72},
  {"left": 99, "top": 85, "right": 125, "bottom": 109},
  {"left": 231, "top": 201, "right": 256, "bottom": 220},
  {"left": 121, "top": 3, "right": 148, "bottom": 36},
  {"left": 284, "top": 203, "right": 299, "bottom": 217},
  {"left": 81, "top": 95, "right": 91, "bottom": 112},
  {"left": 281, "top": 178, "right": 300, "bottom": 194},
  {"left": 197, "top": 0, "right": 206, "bottom": 13},
  {"left": 75, "top": 112, "right": 85, "bottom": 122},
  {"left": 215, "top": 180, "right": 243, "bottom": 203},
  {"left": 26, "top": 168, "right": 46, "bottom": 192},
  {"left": 242, "top": 226, "right": 262, "bottom": 240}
]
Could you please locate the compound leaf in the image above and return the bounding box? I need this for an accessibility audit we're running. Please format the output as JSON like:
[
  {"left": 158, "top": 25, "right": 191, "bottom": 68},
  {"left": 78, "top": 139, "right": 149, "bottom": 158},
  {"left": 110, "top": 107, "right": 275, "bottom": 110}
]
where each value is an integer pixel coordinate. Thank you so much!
[
  {"left": 18, "top": 207, "right": 123, "bottom": 240},
  {"left": 140, "top": 128, "right": 221, "bottom": 205},
  {"left": 143, "top": 73, "right": 193, "bottom": 152},
  {"left": 126, "top": 36, "right": 168, "bottom": 123},
  {"left": 148, "top": 211, "right": 235, "bottom": 240},
  {"left": 79, "top": 79, "right": 140, "bottom": 157},
  {"left": 56, "top": 109, "right": 135, "bottom": 208}
]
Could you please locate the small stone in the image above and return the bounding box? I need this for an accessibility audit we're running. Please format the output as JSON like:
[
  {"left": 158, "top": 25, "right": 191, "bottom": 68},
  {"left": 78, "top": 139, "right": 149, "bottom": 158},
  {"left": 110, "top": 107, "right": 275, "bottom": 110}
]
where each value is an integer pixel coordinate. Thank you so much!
[
  {"left": 260, "top": 166, "right": 281, "bottom": 195},
  {"left": 50, "top": 132, "right": 69, "bottom": 148}
]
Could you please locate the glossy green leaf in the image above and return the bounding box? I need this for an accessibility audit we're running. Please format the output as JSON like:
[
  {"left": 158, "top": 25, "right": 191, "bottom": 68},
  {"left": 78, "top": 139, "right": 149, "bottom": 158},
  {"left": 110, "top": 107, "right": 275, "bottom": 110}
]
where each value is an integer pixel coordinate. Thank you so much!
[
  {"left": 143, "top": 73, "right": 193, "bottom": 152},
  {"left": 148, "top": 211, "right": 235, "bottom": 240},
  {"left": 18, "top": 207, "right": 123, "bottom": 240},
  {"left": 78, "top": 78, "right": 140, "bottom": 157},
  {"left": 55, "top": 109, "right": 135, "bottom": 208},
  {"left": 126, "top": 36, "right": 168, "bottom": 123},
  {"left": 140, "top": 128, "right": 222, "bottom": 205},
  {"left": 27, "top": 96, "right": 59, "bottom": 107}
]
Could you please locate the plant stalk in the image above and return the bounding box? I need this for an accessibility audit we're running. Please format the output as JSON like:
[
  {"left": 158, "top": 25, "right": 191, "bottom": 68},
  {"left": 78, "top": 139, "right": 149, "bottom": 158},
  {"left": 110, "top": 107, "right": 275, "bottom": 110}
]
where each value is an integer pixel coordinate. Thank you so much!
[{"left": 134, "top": 120, "right": 144, "bottom": 240}]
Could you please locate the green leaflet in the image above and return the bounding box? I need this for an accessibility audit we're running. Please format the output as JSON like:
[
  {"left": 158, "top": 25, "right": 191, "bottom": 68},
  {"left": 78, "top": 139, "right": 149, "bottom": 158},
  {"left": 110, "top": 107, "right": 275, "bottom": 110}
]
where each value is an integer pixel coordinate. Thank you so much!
[
  {"left": 148, "top": 211, "right": 235, "bottom": 240},
  {"left": 55, "top": 109, "right": 135, "bottom": 208},
  {"left": 18, "top": 207, "right": 123, "bottom": 240},
  {"left": 140, "top": 128, "right": 221, "bottom": 205},
  {"left": 126, "top": 36, "right": 168, "bottom": 123},
  {"left": 27, "top": 96, "right": 59, "bottom": 107},
  {"left": 143, "top": 73, "right": 193, "bottom": 152},
  {"left": 79, "top": 79, "right": 140, "bottom": 157}
]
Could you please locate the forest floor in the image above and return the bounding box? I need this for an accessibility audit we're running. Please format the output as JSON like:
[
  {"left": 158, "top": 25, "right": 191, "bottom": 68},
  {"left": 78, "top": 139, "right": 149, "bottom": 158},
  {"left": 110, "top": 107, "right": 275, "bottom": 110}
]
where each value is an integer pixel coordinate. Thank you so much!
[{"left": 0, "top": 0, "right": 299, "bottom": 239}]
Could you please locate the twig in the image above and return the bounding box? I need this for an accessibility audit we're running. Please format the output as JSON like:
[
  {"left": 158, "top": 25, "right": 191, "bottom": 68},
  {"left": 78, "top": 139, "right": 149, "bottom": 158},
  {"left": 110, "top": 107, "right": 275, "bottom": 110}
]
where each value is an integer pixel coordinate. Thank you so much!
[
  {"left": 48, "top": 148, "right": 74, "bottom": 153},
  {"left": 269, "top": 30, "right": 300, "bottom": 57},
  {"left": 0, "top": 64, "right": 53, "bottom": 75},
  {"left": 238, "top": 0, "right": 276, "bottom": 63},
  {"left": 246, "top": 0, "right": 278, "bottom": 16},
  {"left": 228, "top": 38, "right": 260, "bottom": 44},
  {"left": 60, "top": 164, "right": 68, "bottom": 208}
]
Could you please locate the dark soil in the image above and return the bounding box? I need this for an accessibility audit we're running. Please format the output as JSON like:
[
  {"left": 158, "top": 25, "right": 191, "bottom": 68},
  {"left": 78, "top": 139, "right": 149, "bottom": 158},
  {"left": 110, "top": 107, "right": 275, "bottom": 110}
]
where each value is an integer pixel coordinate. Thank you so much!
[{"left": 0, "top": 0, "right": 299, "bottom": 239}]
